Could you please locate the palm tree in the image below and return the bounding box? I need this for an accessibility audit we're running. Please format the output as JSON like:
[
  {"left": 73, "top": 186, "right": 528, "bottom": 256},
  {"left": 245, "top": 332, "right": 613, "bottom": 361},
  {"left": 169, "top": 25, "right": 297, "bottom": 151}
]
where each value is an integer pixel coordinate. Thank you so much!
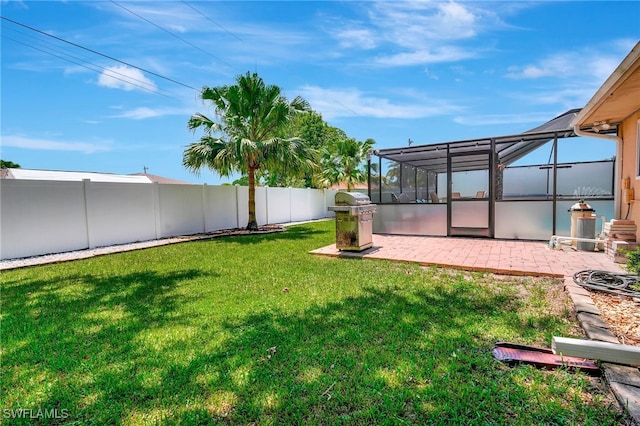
[
  {"left": 320, "top": 137, "right": 376, "bottom": 191},
  {"left": 183, "top": 72, "right": 317, "bottom": 230}
]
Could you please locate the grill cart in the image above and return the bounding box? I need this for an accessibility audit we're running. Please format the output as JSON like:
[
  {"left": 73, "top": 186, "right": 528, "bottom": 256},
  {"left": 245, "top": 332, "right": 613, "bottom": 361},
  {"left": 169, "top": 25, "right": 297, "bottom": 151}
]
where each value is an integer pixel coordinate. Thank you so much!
[{"left": 328, "top": 192, "right": 377, "bottom": 251}]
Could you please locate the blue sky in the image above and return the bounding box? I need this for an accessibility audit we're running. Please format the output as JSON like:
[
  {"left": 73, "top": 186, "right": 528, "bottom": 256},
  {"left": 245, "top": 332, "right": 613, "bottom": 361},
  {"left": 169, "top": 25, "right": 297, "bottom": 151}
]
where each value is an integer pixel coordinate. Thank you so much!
[{"left": 1, "top": 1, "right": 638, "bottom": 185}]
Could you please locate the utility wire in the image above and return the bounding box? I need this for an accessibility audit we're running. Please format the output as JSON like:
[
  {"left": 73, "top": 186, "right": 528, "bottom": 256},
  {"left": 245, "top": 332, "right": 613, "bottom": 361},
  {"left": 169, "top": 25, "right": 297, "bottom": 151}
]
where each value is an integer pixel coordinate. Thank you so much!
[
  {"left": 1, "top": 16, "right": 199, "bottom": 92},
  {"left": 181, "top": 1, "right": 244, "bottom": 43},
  {"left": 2, "top": 9, "right": 362, "bottom": 120},
  {"left": 2, "top": 35, "right": 178, "bottom": 99},
  {"left": 111, "top": 1, "right": 234, "bottom": 69},
  {"left": 2, "top": 25, "right": 169, "bottom": 96}
]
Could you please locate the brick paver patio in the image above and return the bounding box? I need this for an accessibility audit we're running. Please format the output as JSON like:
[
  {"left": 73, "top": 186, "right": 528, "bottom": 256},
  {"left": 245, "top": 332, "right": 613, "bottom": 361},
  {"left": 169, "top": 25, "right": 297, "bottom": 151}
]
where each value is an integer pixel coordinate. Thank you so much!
[{"left": 310, "top": 234, "right": 626, "bottom": 278}]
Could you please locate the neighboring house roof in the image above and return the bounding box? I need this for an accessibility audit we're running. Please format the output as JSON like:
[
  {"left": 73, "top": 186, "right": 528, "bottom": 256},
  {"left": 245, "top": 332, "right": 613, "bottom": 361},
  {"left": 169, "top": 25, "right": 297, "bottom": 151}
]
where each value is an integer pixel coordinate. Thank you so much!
[
  {"left": 1, "top": 168, "right": 153, "bottom": 183},
  {"left": 130, "top": 173, "right": 193, "bottom": 185},
  {"left": 0, "top": 168, "right": 193, "bottom": 184},
  {"left": 327, "top": 182, "right": 369, "bottom": 190},
  {"left": 572, "top": 41, "right": 640, "bottom": 128}
]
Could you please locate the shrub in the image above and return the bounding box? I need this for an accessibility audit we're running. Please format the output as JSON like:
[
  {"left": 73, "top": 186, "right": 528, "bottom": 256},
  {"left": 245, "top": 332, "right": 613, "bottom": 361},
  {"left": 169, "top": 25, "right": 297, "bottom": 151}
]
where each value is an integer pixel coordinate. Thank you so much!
[{"left": 625, "top": 247, "right": 640, "bottom": 275}]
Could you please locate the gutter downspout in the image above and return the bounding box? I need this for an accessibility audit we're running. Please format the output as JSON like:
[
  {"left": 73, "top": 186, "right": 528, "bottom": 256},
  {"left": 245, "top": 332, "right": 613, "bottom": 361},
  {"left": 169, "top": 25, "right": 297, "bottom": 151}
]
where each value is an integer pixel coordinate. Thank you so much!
[{"left": 573, "top": 124, "right": 623, "bottom": 219}]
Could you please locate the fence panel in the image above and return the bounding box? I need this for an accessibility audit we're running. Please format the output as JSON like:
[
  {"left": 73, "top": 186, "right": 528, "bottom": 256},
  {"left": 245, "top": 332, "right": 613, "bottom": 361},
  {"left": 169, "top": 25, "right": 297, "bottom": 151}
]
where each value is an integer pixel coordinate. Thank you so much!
[
  {"left": 255, "top": 186, "right": 267, "bottom": 226},
  {"left": 85, "top": 181, "right": 156, "bottom": 248},
  {"left": 309, "top": 189, "right": 327, "bottom": 220},
  {"left": 324, "top": 190, "right": 339, "bottom": 217},
  {"left": 0, "top": 180, "right": 89, "bottom": 259},
  {"left": 236, "top": 186, "right": 249, "bottom": 229},
  {"left": 267, "top": 187, "right": 292, "bottom": 224},
  {"left": 204, "top": 185, "right": 239, "bottom": 231},
  {"left": 157, "top": 184, "right": 205, "bottom": 238},
  {"left": 291, "top": 188, "right": 312, "bottom": 222}
]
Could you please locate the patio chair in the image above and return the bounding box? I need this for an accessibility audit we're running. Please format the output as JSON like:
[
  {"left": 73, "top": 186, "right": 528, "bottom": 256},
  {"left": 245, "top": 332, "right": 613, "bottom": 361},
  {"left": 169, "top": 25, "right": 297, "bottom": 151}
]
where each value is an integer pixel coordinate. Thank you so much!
[
  {"left": 451, "top": 192, "right": 461, "bottom": 199},
  {"left": 475, "top": 190, "right": 486, "bottom": 198},
  {"left": 430, "top": 192, "right": 439, "bottom": 203}
]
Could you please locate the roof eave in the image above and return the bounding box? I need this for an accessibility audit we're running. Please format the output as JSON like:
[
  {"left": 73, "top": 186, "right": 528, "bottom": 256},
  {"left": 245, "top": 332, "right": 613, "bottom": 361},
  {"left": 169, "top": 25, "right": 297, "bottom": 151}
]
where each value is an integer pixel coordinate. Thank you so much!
[{"left": 571, "top": 41, "right": 640, "bottom": 128}]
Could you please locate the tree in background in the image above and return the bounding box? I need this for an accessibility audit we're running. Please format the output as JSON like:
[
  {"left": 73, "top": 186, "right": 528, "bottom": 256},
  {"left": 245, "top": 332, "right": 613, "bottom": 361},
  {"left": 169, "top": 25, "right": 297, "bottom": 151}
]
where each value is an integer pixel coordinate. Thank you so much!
[
  {"left": 221, "top": 108, "right": 377, "bottom": 191},
  {"left": 277, "top": 113, "right": 377, "bottom": 191},
  {"left": 0, "top": 160, "right": 21, "bottom": 168},
  {"left": 260, "top": 111, "right": 329, "bottom": 188},
  {"left": 231, "top": 176, "right": 249, "bottom": 186},
  {"left": 183, "top": 71, "right": 318, "bottom": 230},
  {"left": 319, "top": 137, "right": 376, "bottom": 191}
]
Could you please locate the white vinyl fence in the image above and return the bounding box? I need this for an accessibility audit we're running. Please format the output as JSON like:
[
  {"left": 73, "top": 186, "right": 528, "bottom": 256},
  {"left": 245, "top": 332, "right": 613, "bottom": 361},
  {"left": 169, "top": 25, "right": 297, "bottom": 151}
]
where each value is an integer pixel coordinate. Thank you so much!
[{"left": 0, "top": 179, "right": 339, "bottom": 260}]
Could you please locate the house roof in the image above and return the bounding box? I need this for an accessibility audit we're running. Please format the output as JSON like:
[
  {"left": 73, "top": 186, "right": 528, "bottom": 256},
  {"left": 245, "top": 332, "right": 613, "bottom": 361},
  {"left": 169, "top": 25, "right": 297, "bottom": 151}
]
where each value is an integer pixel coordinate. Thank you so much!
[
  {"left": 327, "top": 182, "right": 369, "bottom": 190},
  {"left": 0, "top": 168, "right": 193, "bottom": 184},
  {"left": 374, "top": 109, "right": 598, "bottom": 174},
  {"left": 130, "top": 173, "right": 193, "bottom": 185},
  {"left": 1, "top": 168, "right": 153, "bottom": 183},
  {"left": 572, "top": 41, "right": 640, "bottom": 129}
]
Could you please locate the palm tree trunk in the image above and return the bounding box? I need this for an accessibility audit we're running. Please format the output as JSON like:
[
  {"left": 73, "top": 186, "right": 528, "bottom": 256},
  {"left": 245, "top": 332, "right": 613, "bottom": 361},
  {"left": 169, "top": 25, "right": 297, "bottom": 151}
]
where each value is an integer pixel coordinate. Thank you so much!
[{"left": 247, "top": 166, "right": 259, "bottom": 231}]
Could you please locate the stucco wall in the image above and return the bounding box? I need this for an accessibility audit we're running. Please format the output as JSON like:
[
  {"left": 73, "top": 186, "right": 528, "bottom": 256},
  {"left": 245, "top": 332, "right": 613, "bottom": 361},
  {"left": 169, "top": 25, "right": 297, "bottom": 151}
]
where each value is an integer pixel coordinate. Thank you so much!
[{"left": 620, "top": 111, "right": 640, "bottom": 236}]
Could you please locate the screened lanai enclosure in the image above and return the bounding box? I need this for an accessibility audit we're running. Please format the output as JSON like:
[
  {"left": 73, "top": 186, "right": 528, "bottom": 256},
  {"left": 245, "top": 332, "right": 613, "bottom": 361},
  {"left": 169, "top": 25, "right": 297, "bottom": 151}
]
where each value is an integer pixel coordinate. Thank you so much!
[{"left": 368, "top": 109, "right": 616, "bottom": 241}]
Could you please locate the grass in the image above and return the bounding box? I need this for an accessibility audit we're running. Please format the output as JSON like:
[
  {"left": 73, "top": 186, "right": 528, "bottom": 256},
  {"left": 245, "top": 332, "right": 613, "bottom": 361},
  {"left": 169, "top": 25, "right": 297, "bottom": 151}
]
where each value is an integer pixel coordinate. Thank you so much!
[{"left": 1, "top": 220, "right": 626, "bottom": 425}]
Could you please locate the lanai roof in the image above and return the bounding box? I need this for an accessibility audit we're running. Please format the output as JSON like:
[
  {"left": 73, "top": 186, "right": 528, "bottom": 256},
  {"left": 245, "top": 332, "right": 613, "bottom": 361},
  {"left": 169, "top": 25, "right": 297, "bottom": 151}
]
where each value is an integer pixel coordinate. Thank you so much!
[{"left": 373, "top": 109, "right": 617, "bottom": 174}]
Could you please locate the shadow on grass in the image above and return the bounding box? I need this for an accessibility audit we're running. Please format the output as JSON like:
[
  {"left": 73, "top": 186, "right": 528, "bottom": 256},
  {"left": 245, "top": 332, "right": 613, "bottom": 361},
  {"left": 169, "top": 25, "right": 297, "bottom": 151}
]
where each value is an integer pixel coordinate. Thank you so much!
[
  {"left": 2, "top": 268, "right": 212, "bottom": 423},
  {"left": 2, "top": 268, "right": 623, "bottom": 425},
  {"left": 167, "top": 284, "right": 618, "bottom": 425}
]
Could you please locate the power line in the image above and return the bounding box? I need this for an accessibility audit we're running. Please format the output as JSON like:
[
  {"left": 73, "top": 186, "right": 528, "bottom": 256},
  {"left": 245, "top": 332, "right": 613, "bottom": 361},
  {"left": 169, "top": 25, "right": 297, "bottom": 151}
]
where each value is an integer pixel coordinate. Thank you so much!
[
  {"left": 2, "top": 25, "right": 169, "bottom": 96},
  {"left": 1, "top": 16, "right": 199, "bottom": 92},
  {"left": 2, "top": 34, "right": 178, "bottom": 99},
  {"left": 2, "top": 9, "right": 362, "bottom": 121},
  {"left": 111, "top": 1, "right": 234, "bottom": 69},
  {"left": 181, "top": 1, "right": 244, "bottom": 43}
]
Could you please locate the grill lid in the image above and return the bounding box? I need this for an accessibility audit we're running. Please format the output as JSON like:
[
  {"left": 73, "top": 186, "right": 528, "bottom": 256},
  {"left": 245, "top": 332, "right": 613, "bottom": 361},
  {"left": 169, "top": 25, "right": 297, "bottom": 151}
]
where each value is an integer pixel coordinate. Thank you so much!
[{"left": 335, "top": 192, "right": 370, "bottom": 206}]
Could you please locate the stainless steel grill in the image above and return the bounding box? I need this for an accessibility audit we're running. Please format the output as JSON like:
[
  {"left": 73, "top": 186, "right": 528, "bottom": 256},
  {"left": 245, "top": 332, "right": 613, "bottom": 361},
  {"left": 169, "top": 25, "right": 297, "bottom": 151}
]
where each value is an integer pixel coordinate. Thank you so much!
[
  {"left": 335, "top": 191, "right": 371, "bottom": 206},
  {"left": 328, "top": 192, "right": 377, "bottom": 251}
]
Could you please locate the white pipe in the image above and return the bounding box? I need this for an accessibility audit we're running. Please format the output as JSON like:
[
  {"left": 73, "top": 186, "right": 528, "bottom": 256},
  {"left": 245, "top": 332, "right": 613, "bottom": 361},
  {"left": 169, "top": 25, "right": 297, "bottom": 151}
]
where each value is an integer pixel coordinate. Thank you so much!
[
  {"left": 573, "top": 124, "right": 623, "bottom": 219},
  {"left": 549, "top": 235, "right": 606, "bottom": 250}
]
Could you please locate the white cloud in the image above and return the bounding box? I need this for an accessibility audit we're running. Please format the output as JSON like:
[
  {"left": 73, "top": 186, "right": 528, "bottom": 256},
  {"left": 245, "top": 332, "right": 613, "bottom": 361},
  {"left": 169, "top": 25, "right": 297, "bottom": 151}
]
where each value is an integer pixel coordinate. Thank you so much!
[
  {"left": 370, "top": 1, "right": 480, "bottom": 43},
  {"left": 98, "top": 65, "right": 157, "bottom": 92},
  {"left": 334, "top": 28, "right": 377, "bottom": 49},
  {"left": 453, "top": 112, "right": 556, "bottom": 126},
  {"left": 112, "top": 107, "right": 162, "bottom": 120},
  {"left": 167, "top": 24, "right": 186, "bottom": 33},
  {"left": 107, "top": 1, "right": 196, "bottom": 32},
  {"left": 298, "top": 85, "right": 460, "bottom": 120},
  {"left": 423, "top": 67, "right": 439, "bottom": 80},
  {"left": 375, "top": 46, "right": 477, "bottom": 66},
  {"left": 516, "top": 86, "right": 597, "bottom": 110},
  {"left": 1, "top": 0, "right": 28, "bottom": 9},
  {"left": 110, "top": 106, "right": 192, "bottom": 120},
  {"left": 506, "top": 55, "right": 575, "bottom": 79},
  {"left": 1, "top": 135, "right": 112, "bottom": 154},
  {"left": 505, "top": 42, "right": 633, "bottom": 82},
  {"left": 327, "top": 1, "right": 499, "bottom": 68}
]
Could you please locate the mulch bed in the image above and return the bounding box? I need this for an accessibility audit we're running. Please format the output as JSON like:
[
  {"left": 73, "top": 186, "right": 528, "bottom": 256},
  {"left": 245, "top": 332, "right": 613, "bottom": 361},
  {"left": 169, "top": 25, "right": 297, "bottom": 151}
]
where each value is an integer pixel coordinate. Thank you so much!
[{"left": 589, "top": 291, "right": 640, "bottom": 347}]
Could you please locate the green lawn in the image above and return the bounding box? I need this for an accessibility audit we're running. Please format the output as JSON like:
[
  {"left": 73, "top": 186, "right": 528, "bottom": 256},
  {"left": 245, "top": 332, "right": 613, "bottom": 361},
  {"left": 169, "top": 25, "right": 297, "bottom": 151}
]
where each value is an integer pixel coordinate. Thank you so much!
[{"left": 1, "top": 220, "right": 626, "bottom": 425}]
